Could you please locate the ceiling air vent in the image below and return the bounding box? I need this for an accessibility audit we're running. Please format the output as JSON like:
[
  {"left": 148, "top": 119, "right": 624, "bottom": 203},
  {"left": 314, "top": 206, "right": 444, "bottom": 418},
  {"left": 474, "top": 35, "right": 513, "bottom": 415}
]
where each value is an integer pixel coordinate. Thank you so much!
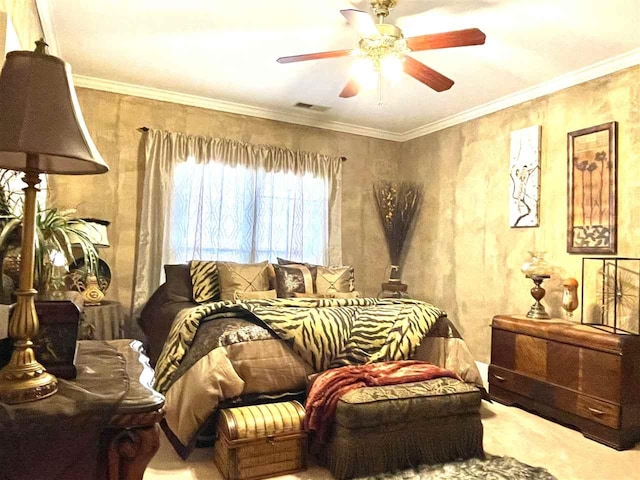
[{"left": 293, "top": 102, "right": 331, "bottom": 113}]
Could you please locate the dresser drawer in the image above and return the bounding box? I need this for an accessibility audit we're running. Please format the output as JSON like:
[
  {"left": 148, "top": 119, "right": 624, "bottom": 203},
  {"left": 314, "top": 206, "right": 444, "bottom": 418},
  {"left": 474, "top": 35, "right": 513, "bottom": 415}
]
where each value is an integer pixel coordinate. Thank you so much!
[
  {"left": 488, "top": 366, "right": 554, "bottom": 402},
  {"left": 576, "top": 395, "right": 620, "bottom": 429},
  {"left": 488, "top": 365, "right": 518, "bottom": 390},
  {"left": 490, "top": 365, "right": 621, "bottom": 429}
]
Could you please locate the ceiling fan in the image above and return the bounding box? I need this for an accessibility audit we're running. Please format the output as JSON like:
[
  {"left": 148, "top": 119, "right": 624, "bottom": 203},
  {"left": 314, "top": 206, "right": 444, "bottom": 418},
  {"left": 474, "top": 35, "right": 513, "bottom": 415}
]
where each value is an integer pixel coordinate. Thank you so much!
[{"left": 277, "top": 0, "right": 486, "bottom": 98}]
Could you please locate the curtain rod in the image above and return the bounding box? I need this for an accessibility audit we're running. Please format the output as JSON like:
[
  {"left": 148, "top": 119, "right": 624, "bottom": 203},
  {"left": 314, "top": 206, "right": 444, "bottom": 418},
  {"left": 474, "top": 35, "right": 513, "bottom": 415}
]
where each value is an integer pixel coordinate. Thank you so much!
[{"left": 137, "top": 126, "right": 347, "bottom": 162}]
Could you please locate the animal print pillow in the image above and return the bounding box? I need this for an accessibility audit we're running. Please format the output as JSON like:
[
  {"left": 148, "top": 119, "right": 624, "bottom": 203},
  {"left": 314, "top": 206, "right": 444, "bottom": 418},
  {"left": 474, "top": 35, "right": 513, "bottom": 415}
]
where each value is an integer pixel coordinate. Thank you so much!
[{"left": 189, "top": 260, "right": 220, "bottom": 303}]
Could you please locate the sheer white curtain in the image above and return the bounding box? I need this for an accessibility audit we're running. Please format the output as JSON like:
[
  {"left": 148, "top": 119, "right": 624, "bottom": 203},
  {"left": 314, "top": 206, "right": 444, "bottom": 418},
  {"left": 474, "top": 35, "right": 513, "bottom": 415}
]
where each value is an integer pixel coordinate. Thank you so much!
[{"left": 132, "top": 129, "right": 343, "bottom": 312}]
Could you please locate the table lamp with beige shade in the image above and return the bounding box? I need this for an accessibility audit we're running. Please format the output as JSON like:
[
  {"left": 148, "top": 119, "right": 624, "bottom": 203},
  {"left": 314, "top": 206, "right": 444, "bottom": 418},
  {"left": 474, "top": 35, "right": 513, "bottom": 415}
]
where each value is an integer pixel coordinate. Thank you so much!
[
  {"left": 67, "top": 218, "right": 111, "bottom": 305},
  {"left": 0, "top": 40, "right": 108, "bottom": 404}
]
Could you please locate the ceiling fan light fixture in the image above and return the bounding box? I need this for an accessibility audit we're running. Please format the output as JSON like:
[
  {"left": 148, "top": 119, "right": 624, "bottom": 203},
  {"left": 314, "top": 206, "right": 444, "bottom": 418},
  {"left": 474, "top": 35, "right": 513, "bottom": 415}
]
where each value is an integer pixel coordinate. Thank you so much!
[
  {"left": 370, "top": 0, "right": 397, "bottom": 20},
  {"left": 380, "top": 53, "right": 404, "bottom": 81},
  {"left": 277, "top": 0, "right": 486, "bottom": 99},
  {"left": 351, "top": 56, "right": 378, "bottom": 90}
]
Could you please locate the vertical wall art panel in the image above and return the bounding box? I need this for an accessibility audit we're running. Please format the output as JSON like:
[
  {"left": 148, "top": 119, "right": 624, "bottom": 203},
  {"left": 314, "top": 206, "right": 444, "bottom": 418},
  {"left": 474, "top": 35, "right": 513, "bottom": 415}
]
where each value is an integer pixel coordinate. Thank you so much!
[
  {"left": 567, "top": 122, "right": 617, "bottom": 254},
  {"left": 509, "top": 125, "right": 541, "bottom": 227}
]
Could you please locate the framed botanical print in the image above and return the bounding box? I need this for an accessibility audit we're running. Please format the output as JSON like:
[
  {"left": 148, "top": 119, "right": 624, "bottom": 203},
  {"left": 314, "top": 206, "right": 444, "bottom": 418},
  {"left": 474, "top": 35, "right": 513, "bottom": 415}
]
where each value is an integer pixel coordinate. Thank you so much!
[{"left": 567, "top": 121, "right": 617, "bottom": 254}]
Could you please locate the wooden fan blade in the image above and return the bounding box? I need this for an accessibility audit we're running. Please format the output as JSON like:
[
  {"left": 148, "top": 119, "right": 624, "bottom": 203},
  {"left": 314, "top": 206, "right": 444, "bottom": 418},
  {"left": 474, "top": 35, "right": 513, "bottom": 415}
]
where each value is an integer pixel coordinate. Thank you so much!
[
  {"left": 403, "top": 56, "right": 454, "bottom": 92},
  {"left": 339, "top": 78, "right": 360, "bottom": 98},
  {"left": 340, "top": 9, "right": 380, "bottom": 38},
  {"left": 277, "top": 49, "right": 354, "bottom": 64},
  {"left": 406, "top": 28, "right": 486, "bottom": 51}
]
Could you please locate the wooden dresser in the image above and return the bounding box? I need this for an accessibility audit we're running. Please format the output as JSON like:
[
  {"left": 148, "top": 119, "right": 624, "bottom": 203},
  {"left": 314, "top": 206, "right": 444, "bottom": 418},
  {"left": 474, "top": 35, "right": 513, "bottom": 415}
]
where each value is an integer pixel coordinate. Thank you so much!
[{"left": 489, "top": 315, "right": 640, "bottom": 450}]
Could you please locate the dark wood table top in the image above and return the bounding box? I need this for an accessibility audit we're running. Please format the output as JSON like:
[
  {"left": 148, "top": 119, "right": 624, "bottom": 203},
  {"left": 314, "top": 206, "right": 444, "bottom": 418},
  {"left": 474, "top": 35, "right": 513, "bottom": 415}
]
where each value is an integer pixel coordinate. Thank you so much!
[{"left": 104, "top": 339, "right": 165, "bottom": 418}]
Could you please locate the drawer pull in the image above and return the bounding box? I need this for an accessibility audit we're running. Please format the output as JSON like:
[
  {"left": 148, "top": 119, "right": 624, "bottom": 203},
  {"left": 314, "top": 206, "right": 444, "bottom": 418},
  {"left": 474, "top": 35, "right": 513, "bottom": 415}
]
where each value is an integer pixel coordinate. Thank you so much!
[
  {"left": 492, "top": 374, "right": 506, "bottom": 382},
  {"left": 587, "top": 407, "right": 605, "bottom": 416}
]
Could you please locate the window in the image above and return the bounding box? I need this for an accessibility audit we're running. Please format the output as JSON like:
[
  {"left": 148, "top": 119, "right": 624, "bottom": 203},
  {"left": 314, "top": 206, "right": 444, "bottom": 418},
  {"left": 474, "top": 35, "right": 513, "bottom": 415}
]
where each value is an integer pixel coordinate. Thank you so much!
[{"left": 168, "top": 158, "right": 329, "bottom": 264}]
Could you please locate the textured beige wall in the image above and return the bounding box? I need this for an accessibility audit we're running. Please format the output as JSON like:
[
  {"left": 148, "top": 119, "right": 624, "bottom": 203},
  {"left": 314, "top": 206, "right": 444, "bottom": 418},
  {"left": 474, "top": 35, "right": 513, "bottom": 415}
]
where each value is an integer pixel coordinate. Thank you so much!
[
  {"left": 48, "top": 89, "right": 397, "bottom": 322},
  {"left": 47, "top": 62, "right": 640, "bottom": 358},
  {"left": 399, "top": 65, "right": 640, "bottom": 363}
]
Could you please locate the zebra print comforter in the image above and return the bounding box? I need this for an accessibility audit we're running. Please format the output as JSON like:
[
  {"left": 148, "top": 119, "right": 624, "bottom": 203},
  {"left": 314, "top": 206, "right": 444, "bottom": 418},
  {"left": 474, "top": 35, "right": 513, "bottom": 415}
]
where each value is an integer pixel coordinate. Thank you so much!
[
  {"left": 154, "top": 297, "right": 443, "bottom": 395},
  {"left": 154, "top": 297, "right": 448, "bottom": 456}
]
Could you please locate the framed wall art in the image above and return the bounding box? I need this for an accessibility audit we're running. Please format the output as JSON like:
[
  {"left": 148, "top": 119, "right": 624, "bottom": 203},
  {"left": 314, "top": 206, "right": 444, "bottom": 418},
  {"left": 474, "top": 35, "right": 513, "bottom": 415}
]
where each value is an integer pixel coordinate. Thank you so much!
[
  {"left": 509, "top": 125, "right": 541, "bottom": 227},
  {"left": 567, "top": 121, "right": 617, "bottom": 254}
]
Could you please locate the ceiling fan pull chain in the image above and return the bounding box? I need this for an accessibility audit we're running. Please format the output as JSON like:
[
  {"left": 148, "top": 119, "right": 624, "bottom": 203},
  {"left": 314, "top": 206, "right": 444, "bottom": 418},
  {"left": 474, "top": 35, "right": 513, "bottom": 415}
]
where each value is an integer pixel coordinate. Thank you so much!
[{"left": 377, "top": 70, "right": 384, "bottom": 106}]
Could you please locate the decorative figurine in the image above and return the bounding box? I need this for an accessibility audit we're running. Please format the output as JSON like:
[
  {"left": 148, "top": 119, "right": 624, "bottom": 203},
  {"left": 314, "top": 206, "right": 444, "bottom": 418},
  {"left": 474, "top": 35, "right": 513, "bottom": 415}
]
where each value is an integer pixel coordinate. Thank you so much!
[
  {"left": 562, "top": 277, "right": 579, "bottom": 319},
  {"left": 82, "top": 275, "right": 104, "bottom": 305}
]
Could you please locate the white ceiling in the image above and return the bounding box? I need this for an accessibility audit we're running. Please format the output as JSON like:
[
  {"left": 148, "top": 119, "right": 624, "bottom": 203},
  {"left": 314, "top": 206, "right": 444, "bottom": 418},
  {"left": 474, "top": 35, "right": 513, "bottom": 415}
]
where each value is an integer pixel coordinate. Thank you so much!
[{"left": 38, "top": 0, "right": 640, "bottom": 141}]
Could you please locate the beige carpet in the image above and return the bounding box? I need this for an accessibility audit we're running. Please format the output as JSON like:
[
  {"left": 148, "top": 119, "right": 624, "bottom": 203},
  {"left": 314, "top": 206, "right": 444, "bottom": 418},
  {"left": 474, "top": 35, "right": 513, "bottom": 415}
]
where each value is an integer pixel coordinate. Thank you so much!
[{"left": 144, "top": 401, "right": 640, "bottom": 480}]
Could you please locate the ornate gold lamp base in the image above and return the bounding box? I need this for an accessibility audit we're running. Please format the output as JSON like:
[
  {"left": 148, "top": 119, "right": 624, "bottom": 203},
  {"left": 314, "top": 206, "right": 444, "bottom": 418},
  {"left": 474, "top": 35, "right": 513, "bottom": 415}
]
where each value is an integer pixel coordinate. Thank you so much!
[
  {"left": 0, "top": 290, "right": 58, "bottom": 404},
  {"left": 526, "top": 274, "right": 551, "bottom": 320},
  {"left": 0, "top": 167, "right": 59, "bottom": 404},
  {"left": 0, "top": 354, "right": 58, "bottom": 404}
]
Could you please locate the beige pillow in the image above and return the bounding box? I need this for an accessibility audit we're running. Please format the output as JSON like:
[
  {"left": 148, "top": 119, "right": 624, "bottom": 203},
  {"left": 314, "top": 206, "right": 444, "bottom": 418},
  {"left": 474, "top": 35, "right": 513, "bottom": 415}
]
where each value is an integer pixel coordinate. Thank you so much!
[
  {"left": 331, "top": 291, "right": 360, "bottom": 299},
  {"left": 217, "top": 261, "right": 271, "bottom": 301},
  {"left": 294, "top": 291, "right": 360, "bottom": 299},
  {"left": 294, "top": 290, "right": 360, "bottom": 298},
  {"left": 234, "top": 289, "right": 277, "bottom": 301},
  {"left": 293, "top": 292, "right": 328, "bottom": 299},
  {"left": 316, "top": 265, "right": 355, "bottom": 294}
]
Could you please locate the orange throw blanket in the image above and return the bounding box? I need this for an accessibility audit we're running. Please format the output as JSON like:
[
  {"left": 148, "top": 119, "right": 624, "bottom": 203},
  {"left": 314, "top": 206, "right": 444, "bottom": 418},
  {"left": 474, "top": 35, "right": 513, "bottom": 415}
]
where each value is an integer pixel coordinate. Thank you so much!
[{"left": 304, "top": 360, "right": 461, "bottom": 442}]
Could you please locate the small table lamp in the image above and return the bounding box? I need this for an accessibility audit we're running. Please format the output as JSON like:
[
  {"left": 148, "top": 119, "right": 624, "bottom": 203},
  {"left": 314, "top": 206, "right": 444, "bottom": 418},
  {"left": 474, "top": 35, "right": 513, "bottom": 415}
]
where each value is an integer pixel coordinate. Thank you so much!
[
  {"left": 0, "top": 40, "right": 108, "bottom": 403},
  {"left": 521, "top": 251, "right": 553, "bottom": 320},
  {"left": 68, "top": 218, "right": 111, "bottom": 304}
]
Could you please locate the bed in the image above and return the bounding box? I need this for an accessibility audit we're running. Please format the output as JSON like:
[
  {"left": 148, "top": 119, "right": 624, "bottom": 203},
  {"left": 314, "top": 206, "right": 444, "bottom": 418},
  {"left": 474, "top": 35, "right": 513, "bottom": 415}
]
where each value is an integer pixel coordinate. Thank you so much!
[{"left": 138, "top": 263, "right": 484, "bottom": 459}]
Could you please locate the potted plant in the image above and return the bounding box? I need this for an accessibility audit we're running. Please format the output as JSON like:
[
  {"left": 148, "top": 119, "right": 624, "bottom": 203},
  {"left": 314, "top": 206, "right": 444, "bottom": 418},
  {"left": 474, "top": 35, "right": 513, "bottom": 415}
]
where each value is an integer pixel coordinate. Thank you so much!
[{"left": 0, "top": 173, "right": 98, "bottom": 299}]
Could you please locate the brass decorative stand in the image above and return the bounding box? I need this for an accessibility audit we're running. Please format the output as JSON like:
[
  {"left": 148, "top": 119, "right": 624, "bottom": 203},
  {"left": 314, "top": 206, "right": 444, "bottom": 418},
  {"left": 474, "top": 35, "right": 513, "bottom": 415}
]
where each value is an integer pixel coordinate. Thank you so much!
[
  {"left": 0, "top": 167, "right": 58, "bottom": 403},
  {"left": 526, "top": 274, "right": 551, "bottom": 320},
  {"left": 379, "top": 281, "right": 408, "bottom": 298}
]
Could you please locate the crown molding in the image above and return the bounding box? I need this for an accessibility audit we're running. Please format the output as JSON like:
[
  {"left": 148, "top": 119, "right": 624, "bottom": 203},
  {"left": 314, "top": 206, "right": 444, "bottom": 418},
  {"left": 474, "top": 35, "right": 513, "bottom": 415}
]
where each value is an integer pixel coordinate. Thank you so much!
[
  {"left": 400, "top": 48, "right": 640, "bottom": 142},
  {"left": 72, "top": 75, "right": 404, "bottom": 142},
  {"left": 35, "top": 0, "right": 640, "bottom": 142},
  {"left": 74, "top": 47, "right": 639, "bottom": 144},
  {"left": 35, "top": 0, "right": 60, "bottom": 56}
]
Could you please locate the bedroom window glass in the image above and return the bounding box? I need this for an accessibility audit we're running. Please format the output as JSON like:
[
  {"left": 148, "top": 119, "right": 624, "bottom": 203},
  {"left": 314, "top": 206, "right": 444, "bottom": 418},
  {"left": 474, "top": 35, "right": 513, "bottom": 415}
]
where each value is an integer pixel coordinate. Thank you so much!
[{"left": 168, "top": 157, "right": 328, "bottom": 264}]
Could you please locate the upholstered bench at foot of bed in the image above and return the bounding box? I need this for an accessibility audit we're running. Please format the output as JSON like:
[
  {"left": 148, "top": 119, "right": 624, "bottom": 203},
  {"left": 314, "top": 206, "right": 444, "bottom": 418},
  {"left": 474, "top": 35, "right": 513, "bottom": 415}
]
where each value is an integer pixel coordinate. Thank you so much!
[{"left": 323, "top": 377, "right": 484, "bottom": 480}]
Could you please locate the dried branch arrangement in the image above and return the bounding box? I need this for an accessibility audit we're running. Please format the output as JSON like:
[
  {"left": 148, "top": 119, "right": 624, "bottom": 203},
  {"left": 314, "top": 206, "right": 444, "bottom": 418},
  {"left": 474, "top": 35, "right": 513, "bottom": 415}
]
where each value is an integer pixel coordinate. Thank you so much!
[{"left": 373, "top": 181, "right": 423, "bottom": 267}]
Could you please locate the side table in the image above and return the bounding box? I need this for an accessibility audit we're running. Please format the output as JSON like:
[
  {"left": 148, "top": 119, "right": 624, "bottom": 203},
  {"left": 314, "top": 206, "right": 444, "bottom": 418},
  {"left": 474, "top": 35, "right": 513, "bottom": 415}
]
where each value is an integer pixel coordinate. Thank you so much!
[
  {"left": 81, "top": 300, "right": 125, "bottom": 340},
  {"left": 0, "top": 339, "right": 164, "bottom": 480},
  {"left": 100, "top": 339, "right": 165, "bottom": 480}
]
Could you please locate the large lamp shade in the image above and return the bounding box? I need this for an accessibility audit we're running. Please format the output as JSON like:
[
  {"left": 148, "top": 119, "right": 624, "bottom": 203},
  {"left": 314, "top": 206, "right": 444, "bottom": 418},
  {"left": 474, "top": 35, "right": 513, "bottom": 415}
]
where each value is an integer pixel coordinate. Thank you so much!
[{"left": 0, "top": 48, "right": 108, "bottom": 173}]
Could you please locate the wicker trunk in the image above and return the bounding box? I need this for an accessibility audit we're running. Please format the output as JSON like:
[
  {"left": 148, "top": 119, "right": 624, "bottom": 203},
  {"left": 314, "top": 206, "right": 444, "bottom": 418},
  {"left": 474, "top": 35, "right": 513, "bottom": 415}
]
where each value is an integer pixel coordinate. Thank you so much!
[{"left": 213, "top": 401, "right": 307, "bottom": 480}]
